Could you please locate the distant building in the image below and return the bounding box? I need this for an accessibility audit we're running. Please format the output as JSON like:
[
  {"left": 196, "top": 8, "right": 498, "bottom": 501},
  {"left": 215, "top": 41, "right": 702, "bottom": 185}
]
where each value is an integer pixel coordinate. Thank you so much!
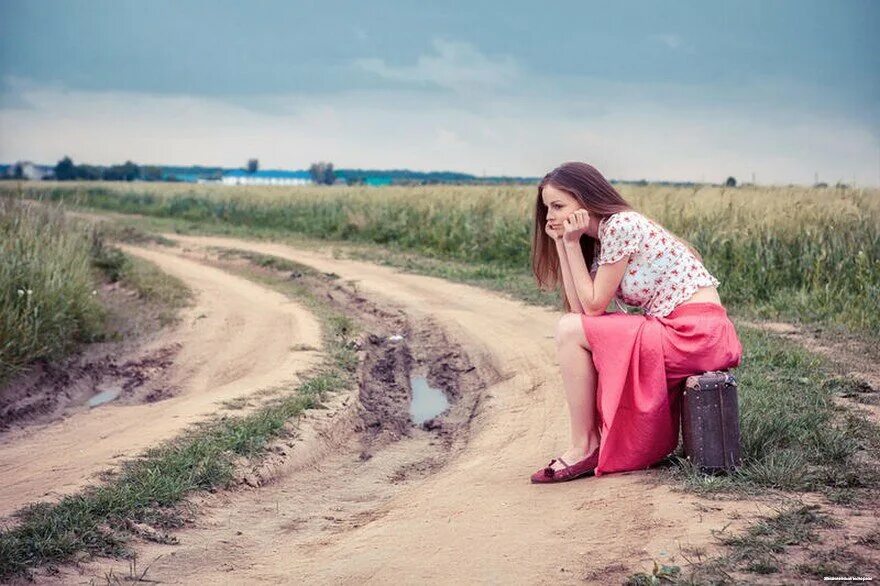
[
  {"left": 365, "top": 176, "right": 393, "bottom": 186},
  {"left": 221, "top": 169, "right": 312, "bottom": 186}
]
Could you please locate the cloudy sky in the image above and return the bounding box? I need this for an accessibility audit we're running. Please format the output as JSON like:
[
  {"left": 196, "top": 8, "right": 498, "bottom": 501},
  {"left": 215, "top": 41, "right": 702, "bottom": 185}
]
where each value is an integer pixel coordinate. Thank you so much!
[{"left": 1, "top": 0, "right": 878, "bottom": 185}]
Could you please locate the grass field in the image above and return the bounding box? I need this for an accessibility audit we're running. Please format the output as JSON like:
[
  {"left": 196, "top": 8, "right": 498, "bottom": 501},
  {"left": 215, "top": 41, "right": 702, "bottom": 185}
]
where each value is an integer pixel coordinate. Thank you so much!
[{"left": 4, "top": 181, "right": 878, "bottom": 337}]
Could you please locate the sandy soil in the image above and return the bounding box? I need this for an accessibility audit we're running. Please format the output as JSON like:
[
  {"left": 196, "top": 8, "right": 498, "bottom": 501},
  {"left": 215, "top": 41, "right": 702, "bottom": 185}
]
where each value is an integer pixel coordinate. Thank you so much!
[
  {"left": 0, "top": 244, "right": 323, "bottom": 518},
  {"left": 45, "top": 234, "right": 780, "bottom": 585}
]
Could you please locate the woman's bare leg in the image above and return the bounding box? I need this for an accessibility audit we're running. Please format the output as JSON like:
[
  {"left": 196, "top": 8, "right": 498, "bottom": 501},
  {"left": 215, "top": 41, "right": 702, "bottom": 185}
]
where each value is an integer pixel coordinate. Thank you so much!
[{"left": 548, "top": 313, "right": 601, "bottom": 471}]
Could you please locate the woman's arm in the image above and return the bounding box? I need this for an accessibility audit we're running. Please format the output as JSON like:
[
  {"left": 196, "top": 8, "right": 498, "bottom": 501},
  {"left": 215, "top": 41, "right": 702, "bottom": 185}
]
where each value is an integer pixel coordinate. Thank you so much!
[
  {"left": 555, "top": 239, "right": 584, "bottom": 313},
  {"left": 562, "top": 210, "right": 629, "bottom": 316},
  {"left": 563, "top": 240, "right": 629, "bottom": 315}
]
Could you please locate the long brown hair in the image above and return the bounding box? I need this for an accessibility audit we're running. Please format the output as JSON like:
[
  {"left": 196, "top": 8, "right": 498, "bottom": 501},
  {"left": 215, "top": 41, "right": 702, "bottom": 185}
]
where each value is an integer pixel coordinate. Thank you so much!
[{"left": 531, "top": 161, "right": 704, "bottom": 312}]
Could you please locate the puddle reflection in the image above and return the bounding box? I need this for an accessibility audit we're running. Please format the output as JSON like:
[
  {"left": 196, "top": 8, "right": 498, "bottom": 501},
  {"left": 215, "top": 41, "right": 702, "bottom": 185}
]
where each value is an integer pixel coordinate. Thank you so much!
[
  {"left": 409, "top": 374, "right": 449, "bottom": 425},
  {"left": 87, "top": 387, "right": 121, "bottom": 408}
]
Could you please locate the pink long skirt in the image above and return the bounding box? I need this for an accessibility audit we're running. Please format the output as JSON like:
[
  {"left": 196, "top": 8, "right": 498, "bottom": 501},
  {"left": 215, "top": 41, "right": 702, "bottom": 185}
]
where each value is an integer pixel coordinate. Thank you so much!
[{"left": 579, "top": 302, "right": 743, "bottom": 477}]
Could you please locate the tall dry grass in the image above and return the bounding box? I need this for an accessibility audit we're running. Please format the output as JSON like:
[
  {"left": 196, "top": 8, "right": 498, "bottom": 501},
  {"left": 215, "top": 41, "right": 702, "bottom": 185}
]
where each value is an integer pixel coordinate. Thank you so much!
[{"left": 0, "top": 198, "right": 105, "bottom": 382}]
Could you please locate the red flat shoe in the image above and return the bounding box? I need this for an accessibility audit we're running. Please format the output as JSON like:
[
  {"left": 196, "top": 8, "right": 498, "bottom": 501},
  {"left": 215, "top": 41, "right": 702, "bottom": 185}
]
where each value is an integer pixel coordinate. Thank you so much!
[{"left": 530, "top": 448, "right": 599, "bottom": 484}]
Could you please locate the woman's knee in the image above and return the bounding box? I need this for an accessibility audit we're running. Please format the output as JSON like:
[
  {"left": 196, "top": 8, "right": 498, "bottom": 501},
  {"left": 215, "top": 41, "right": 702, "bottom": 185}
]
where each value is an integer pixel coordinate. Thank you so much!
[{"left": 555, "top": 313, "right": 589, "bottom": 349}]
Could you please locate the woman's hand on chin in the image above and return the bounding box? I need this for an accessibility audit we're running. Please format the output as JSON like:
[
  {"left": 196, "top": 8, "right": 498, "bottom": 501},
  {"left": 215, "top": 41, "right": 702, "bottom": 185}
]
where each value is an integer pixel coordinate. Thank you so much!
[{"left": 562, "top": 209, "right": 591, "bottom": 243}]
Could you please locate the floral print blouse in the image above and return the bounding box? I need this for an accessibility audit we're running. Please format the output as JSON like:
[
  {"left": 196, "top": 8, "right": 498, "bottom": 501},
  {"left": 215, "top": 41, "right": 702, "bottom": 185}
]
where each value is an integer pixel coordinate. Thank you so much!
[{"left": 590, "top": 210, "right": 720, "bottom": 317}]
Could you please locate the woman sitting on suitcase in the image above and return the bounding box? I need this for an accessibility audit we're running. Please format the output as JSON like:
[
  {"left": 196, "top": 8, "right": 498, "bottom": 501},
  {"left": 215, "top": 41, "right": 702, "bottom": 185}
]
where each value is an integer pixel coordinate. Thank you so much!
[{"left": 530, "top": 161, "right": 743, "bottom": 483}]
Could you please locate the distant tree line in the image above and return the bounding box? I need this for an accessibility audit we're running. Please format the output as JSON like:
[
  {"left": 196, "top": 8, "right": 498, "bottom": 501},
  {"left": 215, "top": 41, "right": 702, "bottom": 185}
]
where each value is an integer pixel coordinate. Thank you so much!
[
  {"left": 2, "top": 156, "right": 855, "bottom": 189},
  {"left": 11, "top": 156, "right": 543, "bottom": 186},
  {"left": 53, "top": 156, "right": 165, "bottom": 182}
]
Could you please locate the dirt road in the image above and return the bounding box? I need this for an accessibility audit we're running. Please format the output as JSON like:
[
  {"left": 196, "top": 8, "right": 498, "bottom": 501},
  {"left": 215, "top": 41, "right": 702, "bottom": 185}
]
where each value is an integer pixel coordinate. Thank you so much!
[
  {"left": 60, "top": 234, "right": 768, "bottom": 584},
  {"left": 0, "top": 245, "right": 323, "bottom": 517}
]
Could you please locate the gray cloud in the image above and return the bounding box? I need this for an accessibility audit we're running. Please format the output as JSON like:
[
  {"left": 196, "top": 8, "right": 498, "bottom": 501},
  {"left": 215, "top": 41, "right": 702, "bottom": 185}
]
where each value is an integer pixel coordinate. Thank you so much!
[{"left": 353, "top": 38, "right": 522, "bottom": 93}]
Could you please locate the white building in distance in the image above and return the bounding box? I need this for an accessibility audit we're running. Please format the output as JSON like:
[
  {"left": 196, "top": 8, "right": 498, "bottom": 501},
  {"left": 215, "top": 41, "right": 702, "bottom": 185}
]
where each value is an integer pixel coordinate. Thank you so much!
[{"left": 221, "top": 169, "right": 312, "bottom": 186}]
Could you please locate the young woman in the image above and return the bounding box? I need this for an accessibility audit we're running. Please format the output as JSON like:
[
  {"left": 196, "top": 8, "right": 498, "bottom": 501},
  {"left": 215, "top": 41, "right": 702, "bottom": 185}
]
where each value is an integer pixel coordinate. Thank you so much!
[{"left": 529, "top": 162, "right": 743, "bottom": 484}]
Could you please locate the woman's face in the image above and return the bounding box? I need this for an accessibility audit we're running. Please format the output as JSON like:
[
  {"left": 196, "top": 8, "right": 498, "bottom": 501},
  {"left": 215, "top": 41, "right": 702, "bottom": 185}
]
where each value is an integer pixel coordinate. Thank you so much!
[{"left": 541, "top": 184, "right": 597, "bottom": 238}]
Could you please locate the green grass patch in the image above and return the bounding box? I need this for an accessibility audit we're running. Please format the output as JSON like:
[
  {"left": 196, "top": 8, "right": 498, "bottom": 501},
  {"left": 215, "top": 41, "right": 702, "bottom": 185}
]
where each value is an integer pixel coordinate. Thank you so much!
[
  {"left": 213, "top": 246, "right": 320, "bottom": 275},
  {"left": 716, "top": 503, "right": 838, "bottom": 567},
  {"left": 624, "top": 561, "right": 682, "bottom": 585},
  {"left": 628, "top": 500, "right": 876, "bottom": 583},
  {"left": 656, "top": 501, "right": 842, "bottom": 582},
  {"left": 118, "top": 255, "right": 192, "bottom": 325},
  {"left": 90, "top": 223, "right": 190, "bottom": 325},
  {"left": 96, "top": 222, "right": 177, "bottom": 248}
]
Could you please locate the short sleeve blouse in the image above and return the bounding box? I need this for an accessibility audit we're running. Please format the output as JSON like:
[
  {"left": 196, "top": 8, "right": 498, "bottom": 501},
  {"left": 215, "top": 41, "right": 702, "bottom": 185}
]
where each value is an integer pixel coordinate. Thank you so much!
[
  {"left": 592, "top": 211, "right": 720, "bottom": 317},
  {"left": 597, "top": 212, "right": 643, "bottom": 265}
]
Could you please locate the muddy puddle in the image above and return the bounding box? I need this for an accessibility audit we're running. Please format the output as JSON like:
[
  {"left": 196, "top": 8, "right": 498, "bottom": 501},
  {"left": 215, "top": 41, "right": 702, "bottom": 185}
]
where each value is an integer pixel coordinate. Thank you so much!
[
  {"left": 86, "top": 386, "right": 122, "bottom": 407},
  {"left": 200, "top": 247, "right": 500, "bottom": 464},
  {"left": 0, "top": 343, "right": 181, "bottom": 432},
  {"left": 409, "top": 373, "right": 449, "bottom": 425}
]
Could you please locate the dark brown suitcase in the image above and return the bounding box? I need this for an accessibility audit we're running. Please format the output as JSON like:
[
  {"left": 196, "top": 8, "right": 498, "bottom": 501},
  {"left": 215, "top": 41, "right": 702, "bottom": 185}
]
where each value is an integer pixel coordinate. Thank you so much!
[{"left": 681, "top": 370, "right": 743, "bottom": 474}]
